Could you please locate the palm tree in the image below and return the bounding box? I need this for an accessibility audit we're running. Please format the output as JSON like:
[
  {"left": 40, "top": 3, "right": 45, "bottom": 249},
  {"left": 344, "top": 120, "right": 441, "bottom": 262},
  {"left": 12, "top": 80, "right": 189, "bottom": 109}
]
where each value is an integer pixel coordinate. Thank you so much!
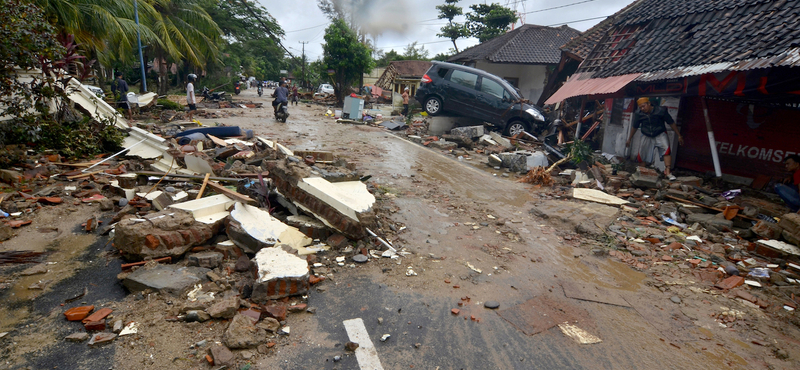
[{"left": 146, "top": 0, "right": 222, "bottom": 94}]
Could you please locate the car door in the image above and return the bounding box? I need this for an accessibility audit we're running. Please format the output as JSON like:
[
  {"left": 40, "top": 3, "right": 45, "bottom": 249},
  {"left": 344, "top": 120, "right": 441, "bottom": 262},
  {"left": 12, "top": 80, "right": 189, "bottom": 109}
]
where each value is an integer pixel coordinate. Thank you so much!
[
  {"left": 444, "top": 69, "right": 479, "bottom": 115},
  {"left": 474, "top": 76, "right": 513, "bottom": 125}
]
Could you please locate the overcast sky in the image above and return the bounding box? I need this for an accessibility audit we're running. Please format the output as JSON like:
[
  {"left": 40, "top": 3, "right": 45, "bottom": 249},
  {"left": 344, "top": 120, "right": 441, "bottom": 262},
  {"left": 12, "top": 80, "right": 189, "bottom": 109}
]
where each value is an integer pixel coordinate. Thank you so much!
[{"left": 257, "top": 0, "right": 634, "bottom": 61}]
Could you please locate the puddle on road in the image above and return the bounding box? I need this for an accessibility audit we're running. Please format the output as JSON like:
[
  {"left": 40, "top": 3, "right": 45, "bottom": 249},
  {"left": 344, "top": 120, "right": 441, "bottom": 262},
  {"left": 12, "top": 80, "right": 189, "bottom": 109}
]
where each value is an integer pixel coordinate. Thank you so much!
[{"left": 1, "top": 234, "right": 97, "bottom": 332}]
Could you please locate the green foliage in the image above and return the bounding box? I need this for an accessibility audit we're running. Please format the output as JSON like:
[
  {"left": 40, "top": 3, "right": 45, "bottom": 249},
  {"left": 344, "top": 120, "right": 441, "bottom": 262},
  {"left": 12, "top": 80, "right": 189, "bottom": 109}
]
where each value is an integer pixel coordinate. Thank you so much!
[
  {"left": 402, "top": 42, "right": 430, "bottom": 61},
  {"left": 564, "top": 139, "right": 594, "bottom": 166},
  {"left": 374, "top": 49, "right": 403, "bottom": 68},
  {"left": 0, "top": 0, "right": 66, "bottom": 120},
  {"left": 157, "top": 98, "right": 183, "bottom": 110},
  {"left": 436, "top": 0, "right": 468, "bottom": 53},
  {"left": 466, "top": 3, "right": 519, "bottom": 42},
  {"left": 0, "top": 114, "right": 125, "bottom": 159},
  {"left": 322, "top": 19, "right": 373, "bottom": 104}
]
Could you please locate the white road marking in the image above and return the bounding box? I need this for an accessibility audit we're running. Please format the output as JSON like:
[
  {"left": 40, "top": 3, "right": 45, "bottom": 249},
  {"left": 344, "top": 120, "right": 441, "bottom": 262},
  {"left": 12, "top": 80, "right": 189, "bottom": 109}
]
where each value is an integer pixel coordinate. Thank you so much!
[{"left": 343, "top": 318, "right": 385, "bottom": 370}]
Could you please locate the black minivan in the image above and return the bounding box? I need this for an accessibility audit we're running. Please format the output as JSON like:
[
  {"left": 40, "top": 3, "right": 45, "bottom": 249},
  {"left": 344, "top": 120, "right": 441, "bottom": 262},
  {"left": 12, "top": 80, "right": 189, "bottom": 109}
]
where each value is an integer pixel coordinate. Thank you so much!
[{"left": 415, "top": 61, "right": 546, "bottom": 136}]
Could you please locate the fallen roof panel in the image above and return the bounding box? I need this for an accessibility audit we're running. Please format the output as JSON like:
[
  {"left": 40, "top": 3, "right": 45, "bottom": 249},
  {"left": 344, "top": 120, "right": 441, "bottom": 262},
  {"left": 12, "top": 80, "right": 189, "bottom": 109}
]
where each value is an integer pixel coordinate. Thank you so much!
[{"left": 544, "top": 72, "right": 641, "bottom": 104}]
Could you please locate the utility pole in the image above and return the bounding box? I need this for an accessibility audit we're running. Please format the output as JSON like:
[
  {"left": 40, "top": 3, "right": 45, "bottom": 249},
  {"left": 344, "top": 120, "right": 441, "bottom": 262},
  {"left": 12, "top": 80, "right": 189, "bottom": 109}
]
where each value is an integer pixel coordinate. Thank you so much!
[
  {"left": 299, "top": 41, "right": 308, "bottom": 89},
  {"left": 134, "top": 0, "right": 147, "bottom": 92}
]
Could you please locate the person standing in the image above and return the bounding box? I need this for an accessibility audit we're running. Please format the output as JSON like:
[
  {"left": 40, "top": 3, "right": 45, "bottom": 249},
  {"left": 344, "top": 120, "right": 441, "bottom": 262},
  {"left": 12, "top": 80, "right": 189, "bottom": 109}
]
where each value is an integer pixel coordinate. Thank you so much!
[
  {"left": 186, "top": 74, "right": 197, "bottom": 121},
  {"left": 110, "top": 71, "right": 132, "bottom": 121},
  {"left": 291, "top": 85, "right": 299, "bottom": 106},
  {"left": 626, "top": 97, "right": 683, "bottom": 181},
  {"left": 401, "top": 87, "right": 410, "bottom": 117},
  {"left": 775, "top": 154, "right": 800, "bottom": 212}
]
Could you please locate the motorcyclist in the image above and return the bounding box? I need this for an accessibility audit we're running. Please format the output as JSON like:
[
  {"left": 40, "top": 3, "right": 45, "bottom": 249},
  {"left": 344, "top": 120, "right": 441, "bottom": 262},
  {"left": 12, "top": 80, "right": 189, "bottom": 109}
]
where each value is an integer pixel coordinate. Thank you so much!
[
  {"left": 257, "top": 83, "right": 263, "bottom": 97},
  {"left": 272, "top": 81, "right": 289, "bottom": 114}
]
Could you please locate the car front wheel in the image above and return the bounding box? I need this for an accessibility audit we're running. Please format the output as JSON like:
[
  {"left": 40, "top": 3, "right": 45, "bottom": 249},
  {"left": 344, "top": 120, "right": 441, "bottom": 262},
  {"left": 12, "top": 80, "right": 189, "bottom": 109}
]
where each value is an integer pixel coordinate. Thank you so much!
[
  {"left": 505, "top": 119, "right": 528, "bottom": 137},
  {"left": 424, "top": 97, "right": 442, "bottom": 116}
]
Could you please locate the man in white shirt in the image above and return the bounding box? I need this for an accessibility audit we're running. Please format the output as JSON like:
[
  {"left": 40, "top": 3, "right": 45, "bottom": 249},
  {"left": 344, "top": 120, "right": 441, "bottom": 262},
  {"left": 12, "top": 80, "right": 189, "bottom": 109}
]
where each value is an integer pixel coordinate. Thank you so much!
[{"left": 186, "top": 74, "right": 197, "bottom": 120}]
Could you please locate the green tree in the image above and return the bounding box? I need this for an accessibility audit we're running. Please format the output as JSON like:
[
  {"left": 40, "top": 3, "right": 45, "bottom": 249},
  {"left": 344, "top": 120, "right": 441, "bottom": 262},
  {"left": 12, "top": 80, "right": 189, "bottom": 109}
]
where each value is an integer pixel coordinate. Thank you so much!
[
  {"left": 322, "top": 18, "right": 373, "bottom": 104},
  {"left": 465, "top": 3, "right": 518, "bottom": 42},
  {"left": 436, "top": 0, "right": 468, "bottom": 53},
  {"left": 147, "top": 0, "right": 223, "bottom": 94},
  {"left": 374, "top": 49, "right": 402, "bottom": 67},
  {"left": 1, "top": 0, "right": 65, "bottom": 122},
  {"left": 402, "top": 42, "right": 430, "bottom": 61}
]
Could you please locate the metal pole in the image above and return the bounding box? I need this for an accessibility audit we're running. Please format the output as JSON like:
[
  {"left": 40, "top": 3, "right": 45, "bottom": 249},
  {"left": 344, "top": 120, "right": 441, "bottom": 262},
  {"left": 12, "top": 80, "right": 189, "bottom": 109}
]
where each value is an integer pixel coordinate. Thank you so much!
[
  {"left": 134, "top": 0, "right": 147, "bottom": 92},
  {"left": 701, "top": 97, "right": 722, "bottom": 177},
  {"left": 299, "top": 41, "right": 308, "bottom": 88}
]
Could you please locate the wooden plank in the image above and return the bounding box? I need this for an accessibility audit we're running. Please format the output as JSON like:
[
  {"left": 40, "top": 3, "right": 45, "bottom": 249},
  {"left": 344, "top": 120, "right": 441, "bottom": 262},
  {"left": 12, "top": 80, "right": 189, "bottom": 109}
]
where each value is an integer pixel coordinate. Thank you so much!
[
  {"left": 67, "top": 170, "right": 104, "bottom": 180},
  {"left": 205, "top": 181, "right": 255, "bottom": 204},
  {"left": 206, "top": 134, "right": 228, "bottom": 147},
  {"left": 196, "top": 173, "right": 211, "bottom": 200}
]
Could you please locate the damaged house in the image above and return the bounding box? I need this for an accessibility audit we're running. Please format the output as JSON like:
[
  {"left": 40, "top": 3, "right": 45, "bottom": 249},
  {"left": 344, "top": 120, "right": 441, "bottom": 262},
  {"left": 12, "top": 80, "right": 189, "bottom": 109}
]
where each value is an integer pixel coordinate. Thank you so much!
[
  {"left": 448, "top": 24, "right": 581, "bottom": 103},
  {"left": 544, "top": 0, "right": 800, "bottom": 184}
]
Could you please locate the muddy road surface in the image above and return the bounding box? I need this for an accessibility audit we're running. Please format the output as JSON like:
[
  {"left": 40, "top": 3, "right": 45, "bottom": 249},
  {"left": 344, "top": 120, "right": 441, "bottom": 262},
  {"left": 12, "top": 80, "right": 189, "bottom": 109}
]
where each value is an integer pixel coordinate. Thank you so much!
[{"left": 0, "top": 87, "right": 797, "bottom": 370}]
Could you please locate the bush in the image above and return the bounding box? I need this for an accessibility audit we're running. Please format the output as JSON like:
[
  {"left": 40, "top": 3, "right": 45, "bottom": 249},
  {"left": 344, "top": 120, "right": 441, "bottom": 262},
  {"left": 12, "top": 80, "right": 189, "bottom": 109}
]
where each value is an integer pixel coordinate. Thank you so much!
[{"left": 158, "top": 98, "right": 184, "bottom": 110}]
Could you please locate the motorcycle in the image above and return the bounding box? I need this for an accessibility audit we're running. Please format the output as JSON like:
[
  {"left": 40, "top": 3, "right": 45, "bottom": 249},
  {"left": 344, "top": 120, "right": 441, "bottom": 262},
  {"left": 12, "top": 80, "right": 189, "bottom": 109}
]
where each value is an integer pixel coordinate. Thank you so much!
[
  {"left": 234, "top": 82, "right": 241, "bottom": 95},
  {"left": 275, "top": 102, "right": 289, "bottom": 123},
  {"left": 257, "top": 85, "right": 263, "bottom": 97},
  {"left": 201, "top": 86, "right": 227, "bottom": 102}
]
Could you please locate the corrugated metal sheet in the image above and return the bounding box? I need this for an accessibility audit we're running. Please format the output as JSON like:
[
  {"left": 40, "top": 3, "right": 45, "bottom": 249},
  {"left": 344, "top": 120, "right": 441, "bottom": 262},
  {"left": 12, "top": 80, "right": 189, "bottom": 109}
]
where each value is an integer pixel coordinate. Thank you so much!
[
  {"left": 544, "top": 72, "right": 642, "bottom": 104},
  {"left": 635, "top": 47, "right": 800, "bottom": 81}
]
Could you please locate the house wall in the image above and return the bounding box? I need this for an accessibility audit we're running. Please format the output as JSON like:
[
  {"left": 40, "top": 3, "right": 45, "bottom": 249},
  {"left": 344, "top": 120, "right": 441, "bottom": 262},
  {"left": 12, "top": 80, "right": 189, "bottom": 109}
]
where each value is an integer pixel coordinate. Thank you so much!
[
  {"left": 363, "top": 67, "right": 386, "bottom": 86},
  {"left": 475, "top": 61, "right": 549, "bottom": 102}
]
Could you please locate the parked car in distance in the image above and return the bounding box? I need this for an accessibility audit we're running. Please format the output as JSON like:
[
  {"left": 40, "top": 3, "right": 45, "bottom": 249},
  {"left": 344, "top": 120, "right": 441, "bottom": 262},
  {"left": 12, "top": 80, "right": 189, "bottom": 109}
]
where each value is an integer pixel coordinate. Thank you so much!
[
  {"left": 317, "top": 83, "right": 334, "bottom": 95},
  {"left": 415, "top": 61, "right": 546, "bottom": 136}
]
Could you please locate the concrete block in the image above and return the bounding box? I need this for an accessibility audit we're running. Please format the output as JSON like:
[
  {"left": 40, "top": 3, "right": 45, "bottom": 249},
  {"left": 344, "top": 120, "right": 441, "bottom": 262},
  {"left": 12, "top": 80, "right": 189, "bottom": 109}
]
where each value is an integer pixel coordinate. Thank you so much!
[
  {"left": 630, "top": 166, "right": 660, "bottom": 188},
  {"left": 169, "top": 194, "right": 235, "bottom": 224},
  {"left": 778, "top": 213, "right": 800, "bottom": 235},
  {"left": 114, "top": 209, "right": 215, "bottom": 261},
  {"left": 429, "top": 140, "right": 458, "bottom": 150},
  {"left": 151, "top": 192, "right": 174, "bottom": 211},
  {"left": 498, "top": 153, "right": 527, "bottom": 172},
  {"left": 123, "top": 264, "right": 210, "bottom": 295},
  {"left": 449, "top": 125, "right": 484, "bottom": 138},
  {"left": 250, "top": 247, "right": 309, "bottom": 302},
  {"left": 489, "top": 132, "right": 512, "bottom": 148},
  {"left": 782, "top": 229, "right": 800, "bottom": 246},
  {"left": 187, "top": 251, "right": 224, "bottom": 268},
  {"left": 479, "top": 135, "right": 498, "bottom": 146},
  {"left": 752, "top": 220, "right": 784, "bottom": 239},
  {"left": 226, "top": 203, "right": 312, "bottom": 254}
]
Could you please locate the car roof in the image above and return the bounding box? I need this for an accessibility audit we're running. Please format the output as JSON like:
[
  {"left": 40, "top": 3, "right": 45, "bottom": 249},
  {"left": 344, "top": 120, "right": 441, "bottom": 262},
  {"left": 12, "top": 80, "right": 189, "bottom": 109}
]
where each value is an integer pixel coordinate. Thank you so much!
[{"left": 430, "top": 61, "right": 521, "bottom": 98}]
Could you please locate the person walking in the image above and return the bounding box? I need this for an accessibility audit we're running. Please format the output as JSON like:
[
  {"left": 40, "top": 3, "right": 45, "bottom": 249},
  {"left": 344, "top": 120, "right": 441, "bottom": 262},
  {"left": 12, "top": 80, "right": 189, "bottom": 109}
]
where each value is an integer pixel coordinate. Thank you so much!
[
  {"left": 110, "top": 71, "right": 133, "bottom": 121},
  {"left": 186, "top": 74, "right": 197, "bottom": 121},
  {"left": 291, "top": 85, "right": 299, "bottom": 106},
  {"left": 625, "top": 97, "right": 683, "bottom": 181},
  {"left": 401, "top": 87, "right": 410, "bottom": 117}
]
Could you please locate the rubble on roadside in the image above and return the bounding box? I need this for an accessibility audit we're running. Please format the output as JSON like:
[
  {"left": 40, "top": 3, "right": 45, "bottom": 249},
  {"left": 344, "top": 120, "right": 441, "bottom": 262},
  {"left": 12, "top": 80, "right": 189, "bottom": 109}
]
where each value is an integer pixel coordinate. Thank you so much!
[{"left": 0, "top": 116, "right": 408, "bottom": 358}]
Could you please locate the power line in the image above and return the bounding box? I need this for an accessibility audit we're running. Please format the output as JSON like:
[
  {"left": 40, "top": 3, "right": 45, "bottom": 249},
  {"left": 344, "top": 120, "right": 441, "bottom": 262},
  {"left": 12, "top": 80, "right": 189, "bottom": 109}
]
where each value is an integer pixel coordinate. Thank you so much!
[
  {"left": 524, "top": 0, "right": 598, "bottom": 15},
  {"left": 546, "top": 15, "right": 610, "bottom": 27},
  {"left": 285, "top": 22, "right": 329, "bottom": 33}
]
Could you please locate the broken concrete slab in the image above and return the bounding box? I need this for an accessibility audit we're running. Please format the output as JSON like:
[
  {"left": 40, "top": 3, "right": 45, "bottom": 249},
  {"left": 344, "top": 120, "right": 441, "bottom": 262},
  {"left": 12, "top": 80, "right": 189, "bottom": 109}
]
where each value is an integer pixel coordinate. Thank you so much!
[
  {"left": 226, "top": 202, "right": 312, "bottom": 254},
  {"left": 489, "top": 131, "right": 512, "bottom": 149},
  {"left": 756, "top": 239, "right": 800, "bottom": 257},
  {"left": 428, "top": 139, "right": 458, "bottom": 150},
  {"left": 66, "top": 77, "right": 128, "bottom": 129},
  {"left": 286, "top": 215, "right": 332, "bottom": 240},
  {"left": 114, "top": 209, "right": 215, "bottom": 261},
  {"left": 123, "top": 264, "right": 210, "bottom": 295},
  {"left": 250, "top": 247, "right": 309, "bottom": 302},
  {"left": 686, "top": 213, "right": 733, "bottom": 230},
  {"left": 210, "top": 344, "right": 235, "bottom": 366},
  {"left": 168, "top": 194, "right": 235, "bottom": 224},
  {"left": 450, "top": 125, "right": 485, "bottom": 138},
  {"left": 267, "top": 162, "right": 377, "bottom": 239},
  {"left": 187, "top": 251, "right": 224, "bottom": 268},
  {"left": 479, "top": 134, "right": 498, "bottom": 146},
  {"left": 529, "top": 200, "right": 619, "bottom": 237},
  {"left": 630, "top": 166, "right": 660, "bottom": 188},
  {"left": 184, "top": 153, "right": 216, "bottom": 175},
  {"left": 572, "top": 188, "right": 628, "bottom": 206},
  {"left": 207, "top": 296, "right": 239, "bottom": 319}
]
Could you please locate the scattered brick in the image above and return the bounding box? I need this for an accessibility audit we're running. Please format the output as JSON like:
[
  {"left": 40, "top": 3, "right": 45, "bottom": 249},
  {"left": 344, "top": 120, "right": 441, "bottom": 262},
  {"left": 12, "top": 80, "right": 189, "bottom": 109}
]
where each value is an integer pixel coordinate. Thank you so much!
[
  {"left": 64, "top": 305, "right": 94, "bottom": 321},
  {"left": 715, "top": 276, "right": 744, "bottom": 290},
  {"left": 262, "top": 305, "right": 287, "bottom": 322},
  {"left": 84, "top": 320, "right": 106, "bottom": 331},
  {"left": 82, "top": 307, "right": 112, "bottom": 324},
  {"left": 451, "top": 309, "right": 460, "bottom": 315}
]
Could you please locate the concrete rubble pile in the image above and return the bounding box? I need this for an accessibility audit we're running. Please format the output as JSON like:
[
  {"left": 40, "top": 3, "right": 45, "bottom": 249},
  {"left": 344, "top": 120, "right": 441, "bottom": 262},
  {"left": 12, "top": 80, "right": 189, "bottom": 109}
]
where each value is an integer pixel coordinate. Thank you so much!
[
  {"left": 0, "top": 122, "right": 408, "bottom": 363},
  {"left": 528, "top": 164, "right": 800, "bottom": 324}
]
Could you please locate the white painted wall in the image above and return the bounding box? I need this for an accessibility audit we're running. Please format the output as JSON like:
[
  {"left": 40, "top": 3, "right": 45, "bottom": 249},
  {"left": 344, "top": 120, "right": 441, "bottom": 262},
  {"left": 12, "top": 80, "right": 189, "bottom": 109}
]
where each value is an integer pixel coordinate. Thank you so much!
[{"left": 474, "top": 61, "right": 549, "bottom": 102}]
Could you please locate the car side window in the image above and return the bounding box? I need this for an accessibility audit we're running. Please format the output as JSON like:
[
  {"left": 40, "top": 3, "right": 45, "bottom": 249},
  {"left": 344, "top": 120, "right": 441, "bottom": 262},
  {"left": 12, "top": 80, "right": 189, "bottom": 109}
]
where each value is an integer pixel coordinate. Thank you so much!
[
  {"left": 448, "top": 70, "right": 478, "bottom": 89},
  {"left": 479, "top": 78, "right": 506, "bottom": 99},
  {"left": 436, "top": 68, "right": 449, "bottom": 78}
]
